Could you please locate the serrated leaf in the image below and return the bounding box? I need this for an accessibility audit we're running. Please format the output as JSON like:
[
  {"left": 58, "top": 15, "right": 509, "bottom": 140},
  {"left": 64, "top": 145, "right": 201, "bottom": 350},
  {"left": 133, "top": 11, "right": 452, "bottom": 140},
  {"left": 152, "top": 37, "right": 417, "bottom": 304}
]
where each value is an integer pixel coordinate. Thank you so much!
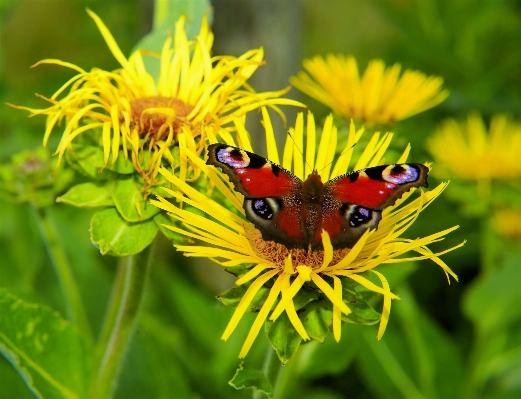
[
  {"left": 300, "top": 300, "right": 332, "bottom": 343},
  {"left": 57, "top": 182, "right": 114, "bottom": 208},
  {"left": 0, "top": 289, "right": 91, "bottom": 399},
  {"left": 229, "top": 362, "right": 273, "bottom": 397},
  {"left": 265, "top": 313, "right": 302, "bottom": 363},
  {"left": 112, "top": 176, "right": 160, "bottom": 222},
  {"left": 90, "top": 208, "right": 157, "bottom": 256}
]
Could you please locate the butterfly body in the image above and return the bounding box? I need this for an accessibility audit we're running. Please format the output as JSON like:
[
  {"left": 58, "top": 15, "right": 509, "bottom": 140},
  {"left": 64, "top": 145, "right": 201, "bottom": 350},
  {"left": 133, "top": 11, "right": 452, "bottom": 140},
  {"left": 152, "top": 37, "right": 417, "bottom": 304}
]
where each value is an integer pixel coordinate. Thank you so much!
[{"left": 207, "top": 144, "right": 429, "bottom": 251}]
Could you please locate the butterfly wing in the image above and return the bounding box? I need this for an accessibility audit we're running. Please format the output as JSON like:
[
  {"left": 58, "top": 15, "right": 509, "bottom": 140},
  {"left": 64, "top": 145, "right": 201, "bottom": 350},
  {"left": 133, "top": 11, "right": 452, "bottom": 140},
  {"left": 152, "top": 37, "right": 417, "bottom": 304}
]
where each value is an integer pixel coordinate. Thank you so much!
[
  {"left": 322, "top": 163, "right": 429, "bottom": 249},
  {"left": 206, "top": 144, "right": 308, "bottom": 248}
]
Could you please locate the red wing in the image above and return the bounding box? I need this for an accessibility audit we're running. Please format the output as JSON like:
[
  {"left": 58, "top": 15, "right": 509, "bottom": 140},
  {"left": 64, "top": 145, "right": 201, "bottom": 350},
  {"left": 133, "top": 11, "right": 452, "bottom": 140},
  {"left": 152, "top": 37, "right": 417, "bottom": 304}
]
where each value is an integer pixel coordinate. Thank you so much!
[
  {"left": 206, "top": 144, "right": 300, "bottom": 197},
  {"left": 326, "top": 163, "right": 429, "bottom": 210},
  {"left": 319, "top": 163, "right": 429, "bottom": 249},
  {"left": 243, "top": 198, "right": 307, "bottom": 249}
]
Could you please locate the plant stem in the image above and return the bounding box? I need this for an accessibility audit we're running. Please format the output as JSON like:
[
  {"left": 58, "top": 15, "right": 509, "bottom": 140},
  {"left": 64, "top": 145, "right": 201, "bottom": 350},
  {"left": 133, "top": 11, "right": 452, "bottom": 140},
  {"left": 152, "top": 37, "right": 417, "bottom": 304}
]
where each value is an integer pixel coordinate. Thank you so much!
[
  {"left": 89, "top": 239, "right": 155, "bottom": 399},
  {"left": 32, "top": 205, "right": 92, "bottom": 340},
  {"left": 253, "top": 345, "right": 283, "bottom": 399}
]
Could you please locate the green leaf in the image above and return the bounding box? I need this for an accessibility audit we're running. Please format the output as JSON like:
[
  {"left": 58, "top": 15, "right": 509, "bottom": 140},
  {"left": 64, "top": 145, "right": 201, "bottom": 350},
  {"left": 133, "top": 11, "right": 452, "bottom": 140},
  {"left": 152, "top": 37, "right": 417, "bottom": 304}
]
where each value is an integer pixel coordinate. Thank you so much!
[
  {"left": 90, "top": 208, "right": 158, "bottom": 256},
  {"left": 217, "top": 283, "right": 270, "bottom": 312},
  {"left": 0, "top": 357, "right": 34, "bottom": 399},
  {"left": 265, "top": 313, "right": 302, "bottom": 363},
  {"left": 224, "top": 264, "right": 255, "bottom": 278},
  {"left": 293, "top": 286, "right": 320, "bottom": 310},
  {"left": 300, "top": 300, "right": 332, "bottom": 343},
  {"left": 67, "top": 146, "right": 118, "bottom": 181},
  {"left": 112, "top": 176, "right": 160, "bottom": 222},
  {"left": 101, "top": 153, "right": 135, "bottom": 175},
  {"left": 0, "top": 289, "right": 91, "bottom": 399},
  {"left": 342, "top": 288, "right": 381, "bottom": 325},
  {"left": 57, "top": 182, "right": 114, "bottom": 208},
  {"left": 229, "top": 362, "right": 273, "bottom": 397}
]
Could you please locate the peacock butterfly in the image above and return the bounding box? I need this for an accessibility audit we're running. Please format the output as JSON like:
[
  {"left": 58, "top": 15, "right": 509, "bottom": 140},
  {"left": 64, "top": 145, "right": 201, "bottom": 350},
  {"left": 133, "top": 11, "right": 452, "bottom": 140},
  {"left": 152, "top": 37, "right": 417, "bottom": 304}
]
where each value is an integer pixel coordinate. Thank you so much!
[{"left": 206, "top": 143, "right": 429, "bottom": 251}]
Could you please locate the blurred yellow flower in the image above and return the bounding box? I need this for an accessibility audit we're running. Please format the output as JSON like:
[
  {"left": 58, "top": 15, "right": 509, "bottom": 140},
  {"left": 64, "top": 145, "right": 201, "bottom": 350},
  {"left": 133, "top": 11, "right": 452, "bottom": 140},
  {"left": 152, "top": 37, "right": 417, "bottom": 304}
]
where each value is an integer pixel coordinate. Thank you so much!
[
  {"left": 493, "top": 209, "right": 521, "bottom": 239},
  {"left": 427, "top": 113, "right": 521, "bottom": 184},
  {"left": 291, "top": 54, "right": 449, "bottom": 125},
  {"left": 12, "top": 10, "right": 301, "bottom": 188},
  {"left": 152, "top": 109, "right": 461, "bottom": 358}
]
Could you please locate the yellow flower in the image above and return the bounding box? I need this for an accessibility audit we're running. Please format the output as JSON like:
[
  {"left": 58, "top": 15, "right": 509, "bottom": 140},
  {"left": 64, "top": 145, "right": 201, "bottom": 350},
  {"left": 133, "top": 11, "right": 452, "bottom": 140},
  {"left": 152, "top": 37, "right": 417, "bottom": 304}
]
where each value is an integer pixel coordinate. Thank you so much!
[
  {"left": 428, "top": 112, "right": 521, "bottom": 184},
  {"left": 152, "top": 109, "right": 462, "bottom": 358},
  {"left": 291, "top": 54, "right": 449, "bottom": 125},
  {"left": 12, "top": 10, "right": 302, "bottom": 188},
  {"left": 493, "top": 208, "right": 521, "bottom": 239}
]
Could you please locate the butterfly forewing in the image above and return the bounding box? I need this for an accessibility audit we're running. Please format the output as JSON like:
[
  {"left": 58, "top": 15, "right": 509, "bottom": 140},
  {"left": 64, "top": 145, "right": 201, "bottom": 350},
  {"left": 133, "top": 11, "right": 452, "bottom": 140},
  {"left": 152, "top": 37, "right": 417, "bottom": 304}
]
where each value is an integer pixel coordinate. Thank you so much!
[{"left": 206, "top": 144, "right": 429, "bottom": 251}]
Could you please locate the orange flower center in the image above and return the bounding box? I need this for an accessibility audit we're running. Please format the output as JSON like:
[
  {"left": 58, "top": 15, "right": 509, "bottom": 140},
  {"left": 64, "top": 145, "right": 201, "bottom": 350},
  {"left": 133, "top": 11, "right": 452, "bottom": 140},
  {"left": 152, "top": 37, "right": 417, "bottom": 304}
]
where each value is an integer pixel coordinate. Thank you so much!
[
  {"left": 129, "top": 97, "right": 195, "bottom": 141},
  {"left": 246, "top": 227, "right": 350, "bottom": 270}
]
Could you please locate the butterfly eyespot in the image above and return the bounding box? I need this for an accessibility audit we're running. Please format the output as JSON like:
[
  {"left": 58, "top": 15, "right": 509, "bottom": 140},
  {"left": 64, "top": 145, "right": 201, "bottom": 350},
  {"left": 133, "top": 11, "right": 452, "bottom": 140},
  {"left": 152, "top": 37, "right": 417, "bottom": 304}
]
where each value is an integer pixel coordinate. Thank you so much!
[
  {"left": 341, "top": 205, "right": 373, "bottom": 227},
  {"left": 244, "top": 197, "right": 281, "bottom": 228},
  {"left": 349, "top": 206, "right": 372, "bottom": 227},
  {"left": 382, "top": 164, "right": 419, "bottom": 185},
  {"left": 217, "top": 147, "right": 250, "bottom": 168},
  {"left": 252, "top": 199, "right": 274, "bottom": 219}
]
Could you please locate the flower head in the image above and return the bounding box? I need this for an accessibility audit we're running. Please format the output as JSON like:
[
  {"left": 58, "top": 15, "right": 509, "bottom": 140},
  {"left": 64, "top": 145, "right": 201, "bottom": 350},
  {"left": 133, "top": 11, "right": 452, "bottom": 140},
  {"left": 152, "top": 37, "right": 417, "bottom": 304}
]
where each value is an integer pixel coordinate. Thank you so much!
[
  {"left": 493, "top": 208, "right": 521, "bottom": 239},
  {"left": 291, "top": 54, "right": 449, "bottom": 125},
  {"left": 428, "top": 112, "right": 521, "bottom": 183},
  {"left": 12, "top": 10, "right": 301, "bottom": 188},
  {"left": 152, "top": 109, "right": 462, "bottom": 358}
]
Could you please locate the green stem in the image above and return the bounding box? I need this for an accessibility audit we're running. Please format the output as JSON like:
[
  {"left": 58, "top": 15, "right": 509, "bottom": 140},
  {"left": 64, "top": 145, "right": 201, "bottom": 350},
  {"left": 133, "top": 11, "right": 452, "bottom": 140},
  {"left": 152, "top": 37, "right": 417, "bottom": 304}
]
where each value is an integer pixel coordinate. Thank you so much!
[
  {"left": 32, "top": 205, "right": 92, "bottom": 340},
  {"left": 89, "top": 239, "right": 155, "bottom": 399},
  {"left": 253, "top": 346, "right": 283, "bottom": 399}
]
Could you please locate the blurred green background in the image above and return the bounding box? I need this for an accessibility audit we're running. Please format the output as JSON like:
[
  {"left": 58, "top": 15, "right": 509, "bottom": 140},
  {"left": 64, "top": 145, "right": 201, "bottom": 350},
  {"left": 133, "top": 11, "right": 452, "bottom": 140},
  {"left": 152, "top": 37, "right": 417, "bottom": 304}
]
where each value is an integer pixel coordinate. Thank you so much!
[{"left": 1, "top": 1, "right": 521, "bottom": 398}]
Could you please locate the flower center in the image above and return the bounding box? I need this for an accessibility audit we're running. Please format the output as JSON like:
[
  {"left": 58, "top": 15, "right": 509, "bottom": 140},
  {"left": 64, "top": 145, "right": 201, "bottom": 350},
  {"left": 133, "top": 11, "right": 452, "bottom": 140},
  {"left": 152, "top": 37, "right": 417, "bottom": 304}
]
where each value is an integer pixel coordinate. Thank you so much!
[
  {"left": 129, "top": 97, "right": 195, "bottom": 141},
  {"left": 246, "top": 227, "right": 350, "bottom": 270}
]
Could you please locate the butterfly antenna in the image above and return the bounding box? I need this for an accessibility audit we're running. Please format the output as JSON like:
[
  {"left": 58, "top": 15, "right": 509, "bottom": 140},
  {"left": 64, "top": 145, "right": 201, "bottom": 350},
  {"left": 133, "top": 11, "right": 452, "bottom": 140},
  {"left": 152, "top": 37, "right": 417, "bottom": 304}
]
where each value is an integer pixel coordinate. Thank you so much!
[
  {"left": 286, "top": 131, "right": 314, "bottom": 173},
  {"left": 317, "top": 141, "right": 358, "bottom": 174}
]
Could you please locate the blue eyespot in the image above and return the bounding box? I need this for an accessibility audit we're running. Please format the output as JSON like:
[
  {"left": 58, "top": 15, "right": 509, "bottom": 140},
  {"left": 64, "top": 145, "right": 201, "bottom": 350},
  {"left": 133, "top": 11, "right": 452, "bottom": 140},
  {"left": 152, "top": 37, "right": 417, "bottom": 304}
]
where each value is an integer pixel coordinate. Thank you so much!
[{"left": 252, "top": 199, "right": 274, "bottom": 220}]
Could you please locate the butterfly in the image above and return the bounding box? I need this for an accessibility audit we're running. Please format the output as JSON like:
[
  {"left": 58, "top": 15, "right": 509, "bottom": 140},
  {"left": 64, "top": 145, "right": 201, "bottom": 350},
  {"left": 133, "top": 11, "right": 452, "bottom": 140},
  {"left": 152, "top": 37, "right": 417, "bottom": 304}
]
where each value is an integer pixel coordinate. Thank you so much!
[{"left": 206, "top": 143, "right": 429, "bottom": 251}]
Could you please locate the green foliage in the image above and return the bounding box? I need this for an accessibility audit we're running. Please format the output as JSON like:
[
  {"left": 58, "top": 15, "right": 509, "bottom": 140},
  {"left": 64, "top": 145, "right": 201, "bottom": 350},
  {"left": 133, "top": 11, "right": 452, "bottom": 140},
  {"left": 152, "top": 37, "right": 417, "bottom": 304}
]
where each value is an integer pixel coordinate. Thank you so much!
[
  {"left": 58, "top": 182, "right": 114, "bottom": 208},
  {"left": 229, "top": 362, "right": 273, "bottom": 398},
  {"left": 0, "top": 289, "right": 91, "bottom": 399},
  {"left": 90, "top": 208, "right": 158, "bottom": 256},
  {"left": 265, "top": 313, "right": 303, "bottom": 364},
  {"left": 0, "top": 148, "right": 74, "bottom": 208}
]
